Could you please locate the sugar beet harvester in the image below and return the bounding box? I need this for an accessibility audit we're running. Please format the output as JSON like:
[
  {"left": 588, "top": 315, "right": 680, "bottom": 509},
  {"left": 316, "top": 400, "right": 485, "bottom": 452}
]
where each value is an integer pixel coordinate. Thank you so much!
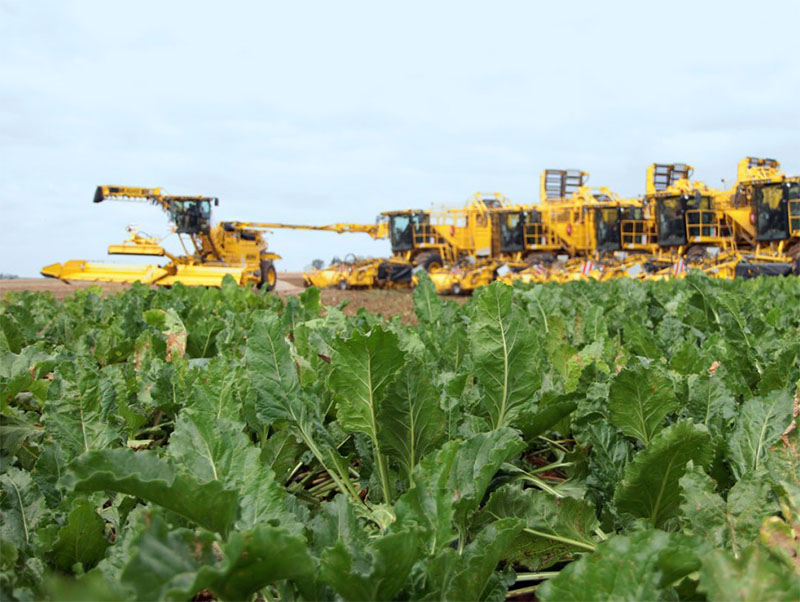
[{"left": 42, "top": 186, "right": 386, "bottom": 289}]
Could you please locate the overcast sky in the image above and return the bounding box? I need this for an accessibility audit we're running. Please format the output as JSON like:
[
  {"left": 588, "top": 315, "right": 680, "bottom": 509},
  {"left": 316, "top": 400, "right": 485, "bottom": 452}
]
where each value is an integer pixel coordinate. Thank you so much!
[{"left": 2, "top": 0, "right": 799, "bottom": 276}]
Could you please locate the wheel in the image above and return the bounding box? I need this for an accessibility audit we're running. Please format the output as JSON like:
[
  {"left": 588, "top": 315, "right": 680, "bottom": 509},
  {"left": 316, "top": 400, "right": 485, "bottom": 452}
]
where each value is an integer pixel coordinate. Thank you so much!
[
  {"left": 259, "top": 260, "right": 277, "bottom": 291},
  {"left": 686, "top": 245, "right": 706, "bottom": 263},
  {"left": 415, "top": 251, "right": 443, "bottom": 271},
  {"left": 337, "top": 279, "right": 348, "bottom": 290},
  {"left": 451, "top": 282, "right": 463, "bottom": 295}
]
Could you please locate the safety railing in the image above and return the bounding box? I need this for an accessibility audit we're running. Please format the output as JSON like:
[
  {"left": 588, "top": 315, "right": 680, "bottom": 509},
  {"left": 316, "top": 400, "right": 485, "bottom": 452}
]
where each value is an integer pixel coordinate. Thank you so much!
[
  {"left": 620, "top": 220, "right": 656, "bottom": 248},
  {"left": 685, "top": 210, "right": 727, "bottom": 241},
  {"left": 790, "top": 199, "right": 800, "bottom": 236},
  {"left": 523, "top": 223, "right": 559, "bottom": 249}
]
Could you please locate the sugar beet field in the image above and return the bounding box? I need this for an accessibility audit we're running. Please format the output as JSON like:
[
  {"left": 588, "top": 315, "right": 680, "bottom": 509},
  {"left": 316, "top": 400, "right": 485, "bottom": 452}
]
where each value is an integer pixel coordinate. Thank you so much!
[{"left": 1, "top": 273, "right": 799, "bottom": 601}]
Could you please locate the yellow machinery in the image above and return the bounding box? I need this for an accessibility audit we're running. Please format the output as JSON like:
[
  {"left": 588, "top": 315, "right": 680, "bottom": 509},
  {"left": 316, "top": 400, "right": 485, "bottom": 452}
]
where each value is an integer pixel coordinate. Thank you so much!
[
  {"left": 720, "top": 157, "right": 800, "bottom": 260},
  {"left": 493, "top": 171, "right": 657, "bottom": 289},
  {"left": 42, "top": 185, "right": 285, "bottom": 289},
  {"left": 302, "top": 192, "right": 510, "bottom": 289}
]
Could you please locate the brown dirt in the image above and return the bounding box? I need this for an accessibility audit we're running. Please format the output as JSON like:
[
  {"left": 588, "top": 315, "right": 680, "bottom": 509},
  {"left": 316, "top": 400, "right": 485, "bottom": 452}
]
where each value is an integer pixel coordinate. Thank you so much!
[{"left": 0, "top": 278, "right": 136, "bottom": 300}]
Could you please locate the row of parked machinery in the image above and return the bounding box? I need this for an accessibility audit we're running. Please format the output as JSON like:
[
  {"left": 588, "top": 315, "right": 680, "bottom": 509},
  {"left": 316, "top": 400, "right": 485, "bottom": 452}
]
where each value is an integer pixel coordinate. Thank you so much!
[{"left": 42, "top": 156, "right": 799, "bottom": 292}]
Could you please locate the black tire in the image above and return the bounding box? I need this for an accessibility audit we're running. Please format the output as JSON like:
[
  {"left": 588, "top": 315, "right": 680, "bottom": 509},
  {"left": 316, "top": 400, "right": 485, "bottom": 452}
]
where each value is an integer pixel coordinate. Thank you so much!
[
  {"left": 338, "top": 279, "right": 348, "bottom": 290},
  {"left": 451, "top": 282, "right": 463, "bottom": 296},
  {"left": 524, "top": 252, "right": 556, "bottom": 266},
  {"left": 415, "top": 251, "right": 443, "bottom": 272},
  {"left": 686, "top": 245, "right": 706, "bottom": 263},
  {"left": 259, "top": 260, "right": 277, "bottom": 291}
]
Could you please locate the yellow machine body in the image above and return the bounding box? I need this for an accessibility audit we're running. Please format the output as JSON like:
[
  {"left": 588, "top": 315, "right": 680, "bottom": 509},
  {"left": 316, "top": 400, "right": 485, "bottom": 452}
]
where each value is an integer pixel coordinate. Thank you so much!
[{"left": 43, "top": 186, "right": 284, "bottom": 289}]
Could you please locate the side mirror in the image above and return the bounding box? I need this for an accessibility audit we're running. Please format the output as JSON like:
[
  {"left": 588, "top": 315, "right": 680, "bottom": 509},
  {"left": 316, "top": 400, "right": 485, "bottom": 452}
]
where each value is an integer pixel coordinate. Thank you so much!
[{"left": 215, "top": 198, "right": 219, "bottom": 206}]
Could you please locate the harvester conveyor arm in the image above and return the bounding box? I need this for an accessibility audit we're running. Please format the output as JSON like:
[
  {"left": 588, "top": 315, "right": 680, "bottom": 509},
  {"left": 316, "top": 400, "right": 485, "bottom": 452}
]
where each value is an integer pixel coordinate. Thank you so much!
[{"left": 228, "top": 221, "right": 389, "bottom": 239}]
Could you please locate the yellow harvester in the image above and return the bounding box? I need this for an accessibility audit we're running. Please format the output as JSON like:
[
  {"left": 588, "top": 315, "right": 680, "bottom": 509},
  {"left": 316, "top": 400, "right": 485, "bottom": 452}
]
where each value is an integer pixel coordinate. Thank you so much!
[
  {"left": 303, "top": 192, "right": 509, "bottom": 289},
  {"left": 42, "top": 185, "right": 286, "bottom": 288}
]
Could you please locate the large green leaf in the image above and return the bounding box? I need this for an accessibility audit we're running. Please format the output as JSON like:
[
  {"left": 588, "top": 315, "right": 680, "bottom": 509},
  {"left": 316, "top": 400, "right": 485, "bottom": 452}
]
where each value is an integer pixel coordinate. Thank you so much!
[
  {"left": 608, "top": 364, "right": 678, "bottom": 445},
  {"left": 50, "top": 498, "right": 109, "bottom": 572},
  {"left": 206, "top": 525, "right": 314, "bottom": 601},
  {"left": 684, "top": 373, "right": 736, "bottom": 437},
  {"left": 516, "top": 400, "right": 578, "bottom": 441},
  {"left": 167, "top": 411, "right": 291, "bottom": 530},
  {"left": 679, "top": 465, "right": 778, "bottom": 553},
  {"left": 413, "top": 270, "right": 444, "bottom": 324},
  {"left": 246, "top": 311, "right": 357, "bottom": 502},
  {"left": 538, "top": 530, "right": 702, "bottom": 602},
  {"left": 728, "top": 390, "right": 794, "bottom": 478},
  {"left": 320, "top": 529, "right": 420, "bottom": 602},
  {"left": 330, "top": 326, "right": 404, "bottom": 501},
  {"left": 0, "top": 467, "right": 45, "bottom": 551},
  {"left": 378, "top": 360, "right": 445, "bottom": 485},
  {"left": 419, "top": 518, "right": 523, "bottom": 602},
  {"left": 63, "top": 449, "right": 239, "bottom": 534},
  {"left": 614, "top": 421, "right": 712, "bottom": 527},
  {"left": 395, "top": 428, "right": 524, "bottom": 550},
  {"left": 469, "top": 282, "right": 539, "bottom": 430},
  {"left": 245, "top": 311, "right": 302, "bottom": 424},
  {"left": 698, "top": 545, "right": 800, "bottom": 602},
  {"left": 480, "top": 485, "right": 598, "bottom": 570},
  {"left": 42, "top": 360, "right": 124, "bottom": 461},
  {"left": 330, "top": 326, "right": 403, "bottom": 437}
]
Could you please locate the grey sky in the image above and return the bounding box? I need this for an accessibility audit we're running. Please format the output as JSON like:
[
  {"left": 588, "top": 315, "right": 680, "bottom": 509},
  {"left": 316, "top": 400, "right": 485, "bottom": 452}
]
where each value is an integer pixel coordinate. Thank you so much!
[{"left": 2, "top": 0, "right": 798, "bottom": 276}]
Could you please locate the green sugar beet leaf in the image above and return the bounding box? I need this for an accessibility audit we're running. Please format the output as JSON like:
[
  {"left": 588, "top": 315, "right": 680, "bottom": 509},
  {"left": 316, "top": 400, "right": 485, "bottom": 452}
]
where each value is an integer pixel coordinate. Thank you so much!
[
  {"left": 470, "top": 282, "right": 539, "bottom": 430},
  {"left": 480, "top": 485, "right": 598, "bottom": 570},
  {"left": 538, "top": 530, "right": 702, "bottom": 602},
  {"left": 728, "top": 389, "right": 794, "bottom": 479},
  {"left": 167, "top": 411, "right": 292, "bottom": 530},
  {"left": 330, "top": 326, "right": 405, "bottom": 502},
  {"left": 63, "top": 448, "right": 239, "bottom": 535},
  {"left": 246, "top": 311, "right": 358, "bottom": 504},
  {"left": 698, "top": 545, "right": 800, "bottom": 602},
  {"left": 608, "top": 364, "right": 679, "bottom": 445},
  {"left": 378, "top": 360, "right": 445, "bottom": 485},
  {"left": 320, "top": 529, "right": 420, "bottom": 602},
  {"left": 614, "top": 421, "right": 712, "bottom": 528},
  {"left": 205, "top": 525, "right": 314, "bottom": 601},
  {"left": 245, "top": 311, "right": 302, "bottom": 424},
  {"left": 684, "top": 373, "right": 737, "bottom": 437},
  {"left": 0, "top": 467, "right": 45, "bottom": 551},
  {"left": 413, "top": 270, "right": 444, "bottom": 324},
  {"left": 419, "top": 518, "right": 524, "bottom": 602},
  {"left": 330, "top": 326, "right": 403, "bottom": 437},
  {"left": 679, "top": 466, "right": 778, "bottom": 554},
  {"left": 395, "top": 428, "right": 525, "bottom": 550},
  {"left": 43, "top": 360, "right": 125, "bottom": 461},
  {"left": 50, "top": 498, "right": 109, "bottom": 572}
]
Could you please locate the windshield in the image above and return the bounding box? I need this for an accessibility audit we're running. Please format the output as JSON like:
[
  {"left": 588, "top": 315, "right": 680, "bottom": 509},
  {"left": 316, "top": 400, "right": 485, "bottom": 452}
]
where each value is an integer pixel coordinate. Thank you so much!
[
  {"left": 499, "top": 212, "right": 526, "bottom": 253},
  {"left": 684, "top": 195, "right": 716, "bottom": 238},
  {"left": 389, "top": 213, "right": 425, "bottom": 252},
  {"left": 170, "top": 199, "right": 211, "bottom": 234},
  {"left": 595, "top": 207, "right": 621, "bottom": 252},
  {"left": 657, "top": 196, "right": 687, "bottom": 247},
  {"left": 755, "top": 183, "right": 790, "bottom": 241},
  {"left": 788, "top": 182, "right": 800, "bottom": 235}
]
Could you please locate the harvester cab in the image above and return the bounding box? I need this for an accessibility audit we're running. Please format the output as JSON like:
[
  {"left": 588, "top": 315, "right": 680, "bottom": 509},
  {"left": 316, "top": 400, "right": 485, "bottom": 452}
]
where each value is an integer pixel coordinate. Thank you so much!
[
  {"left": 645, "top": 164, "right": 730, "bottom": 253},
  {"left": 728, "top": 157, "right": 800, "bottom": 245},
  {"left": 539, "top": 169, "right": 642, "bottom": 257}
]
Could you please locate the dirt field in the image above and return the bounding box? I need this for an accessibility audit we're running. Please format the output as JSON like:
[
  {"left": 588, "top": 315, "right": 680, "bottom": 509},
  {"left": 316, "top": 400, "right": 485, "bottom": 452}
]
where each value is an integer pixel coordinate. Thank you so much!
[{"left": 0, "top": 274, "right": 447, "bottom": 322}]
